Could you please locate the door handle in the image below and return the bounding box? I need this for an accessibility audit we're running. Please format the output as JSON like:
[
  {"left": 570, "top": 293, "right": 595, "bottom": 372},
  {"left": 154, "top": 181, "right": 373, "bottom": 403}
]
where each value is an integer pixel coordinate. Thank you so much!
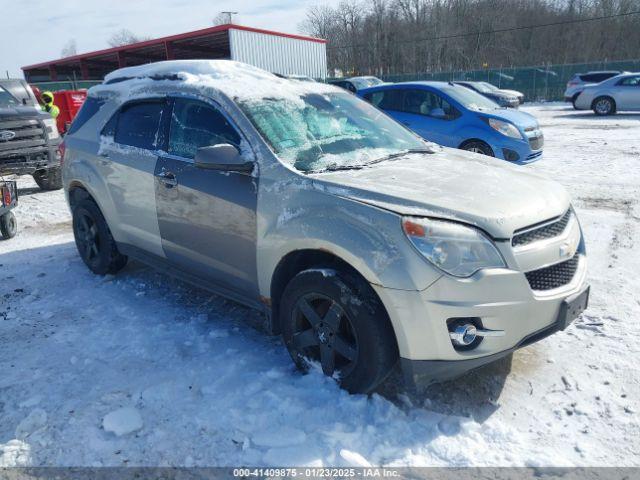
[{"left": 156, "top": 171, "right": 177, "bottom": 187}]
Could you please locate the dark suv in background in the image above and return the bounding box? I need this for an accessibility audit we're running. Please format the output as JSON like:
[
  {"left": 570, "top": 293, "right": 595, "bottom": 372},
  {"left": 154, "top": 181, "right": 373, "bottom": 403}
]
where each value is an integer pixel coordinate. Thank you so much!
[{"left": 0, "top": 79, "right": 62, "bottom": 190}]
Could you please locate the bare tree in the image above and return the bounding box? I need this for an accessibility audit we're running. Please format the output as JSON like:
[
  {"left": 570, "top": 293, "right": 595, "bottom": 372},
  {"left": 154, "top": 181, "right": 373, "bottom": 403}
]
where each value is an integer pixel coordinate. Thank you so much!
[
  {"left": 107, "top": 29, "right": 151, "bottom": 47},
  {"left": 60, "top": 39, "right": 77, "bottom": 58},
  {"left": 301, "top": 0, "right": 640, "bottom": 77}
]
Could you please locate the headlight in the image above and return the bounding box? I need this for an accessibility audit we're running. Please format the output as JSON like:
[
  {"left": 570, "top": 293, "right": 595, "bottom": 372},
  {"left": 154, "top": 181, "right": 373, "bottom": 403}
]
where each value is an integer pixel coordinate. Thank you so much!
[
  {"left": 43, "top": 118, "right": 59, "bottom": 140},
  {"left": 402, "top": 217, "right": 506, "bottom": 277},
  {"left": 485, "top": 118, "right": 523, "bottom": 139}
]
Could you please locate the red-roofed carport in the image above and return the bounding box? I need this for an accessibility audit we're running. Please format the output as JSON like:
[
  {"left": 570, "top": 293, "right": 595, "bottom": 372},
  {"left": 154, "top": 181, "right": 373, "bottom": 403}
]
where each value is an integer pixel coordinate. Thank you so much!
[{"left": 22, "top": 24, "right": 327, "bottom": 82}]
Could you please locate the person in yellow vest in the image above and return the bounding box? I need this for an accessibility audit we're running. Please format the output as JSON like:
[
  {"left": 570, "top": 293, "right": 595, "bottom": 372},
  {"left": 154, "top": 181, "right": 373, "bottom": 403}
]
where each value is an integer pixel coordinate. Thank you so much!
[{"left": 41, "top": 91, "right": 60, "bottom": 119}]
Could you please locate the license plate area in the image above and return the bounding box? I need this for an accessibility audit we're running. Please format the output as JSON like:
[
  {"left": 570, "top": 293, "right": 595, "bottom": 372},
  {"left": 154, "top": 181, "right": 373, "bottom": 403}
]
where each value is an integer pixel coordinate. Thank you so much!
[{"left": 557, "top": 286, "right": 590, "bottom": 330}]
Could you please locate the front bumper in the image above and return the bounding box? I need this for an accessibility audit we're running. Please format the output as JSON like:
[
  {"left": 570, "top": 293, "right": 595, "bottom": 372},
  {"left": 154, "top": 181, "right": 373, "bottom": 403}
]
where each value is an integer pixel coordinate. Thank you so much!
[
  {"left": 372, "top": 246, "right": 589, "bottom": 388},
  {"left": 491, "top": 136, "right": 542, "bottom": 165},
  {"left": 0, "top": 143, "right": 61, "bottom": 175},
  {"left": 400, "top": 284, "right": 589, "bottom": 389}
]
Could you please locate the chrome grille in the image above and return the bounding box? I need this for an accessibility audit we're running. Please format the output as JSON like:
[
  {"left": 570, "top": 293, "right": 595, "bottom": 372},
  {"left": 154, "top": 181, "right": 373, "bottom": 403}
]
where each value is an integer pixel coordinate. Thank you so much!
[
  {"left": 0, "top": 119, "right": 46, "bottom": 154},
  {"left": 528, "top": 134, "right": 544, "bottom": 150},
  {"left": 525, "top": 254, "right": 580, "bottom": 291},
  {"left": 512, "top": 210, "right": 572, "bottom": 247}
]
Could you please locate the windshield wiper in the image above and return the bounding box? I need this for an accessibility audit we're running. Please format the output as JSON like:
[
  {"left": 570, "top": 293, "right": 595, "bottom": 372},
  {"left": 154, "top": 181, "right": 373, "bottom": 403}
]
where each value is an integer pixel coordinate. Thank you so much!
[
  {"left": 366, "top": 147, "right": 435, "bottom": 166},
  {"left": 306, "top": 163, "right": 366, "bottom": 174},
  {"left": 306, "top": 147, "right": 435, "bottom": 174}
]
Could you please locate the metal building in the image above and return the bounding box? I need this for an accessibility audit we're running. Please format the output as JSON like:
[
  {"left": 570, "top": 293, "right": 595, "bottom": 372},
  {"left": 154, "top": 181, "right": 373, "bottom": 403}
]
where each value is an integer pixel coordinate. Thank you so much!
[{"left": 22, "top": 24, "right": 327, "bottom": 83}]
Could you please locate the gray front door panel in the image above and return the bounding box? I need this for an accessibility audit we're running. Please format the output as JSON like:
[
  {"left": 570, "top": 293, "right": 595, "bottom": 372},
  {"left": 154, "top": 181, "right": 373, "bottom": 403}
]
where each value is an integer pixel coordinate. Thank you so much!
[{"left": 155, "top": 156, "right": 259, "bottom": 299}]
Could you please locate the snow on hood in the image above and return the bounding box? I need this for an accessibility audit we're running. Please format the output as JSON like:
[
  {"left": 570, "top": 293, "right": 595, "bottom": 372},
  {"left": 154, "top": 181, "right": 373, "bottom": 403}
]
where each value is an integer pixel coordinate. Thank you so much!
[
  {"left": 311, "top": 148, "right": 569, "bottom": 238},
  {"left": 95, "top": 60, "right": 338, "bottom": 106}
]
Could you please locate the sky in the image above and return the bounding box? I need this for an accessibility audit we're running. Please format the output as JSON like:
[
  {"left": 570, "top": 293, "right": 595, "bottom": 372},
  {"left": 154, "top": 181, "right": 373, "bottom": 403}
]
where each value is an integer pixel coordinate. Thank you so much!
[{"left": 0, "top": 0, "right": 338, "bottom": 79}]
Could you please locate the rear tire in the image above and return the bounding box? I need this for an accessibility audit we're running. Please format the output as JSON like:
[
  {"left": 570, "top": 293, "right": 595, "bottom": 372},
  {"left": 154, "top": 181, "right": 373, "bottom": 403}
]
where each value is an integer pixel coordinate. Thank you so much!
[
  {"left": 592, "top": 96, "right": 616, "bottom": 116},
  {"left": 33, "top": 167, "right": 63, "bottom": 191},
  {"left": 460, "top": 140, "right": 494, "bottom": 157},
  {"left": 280, "top": 268, "right": 398, "bottom": 394},
  {"left": 72, "top": 199, "right": 127, "bottom": 275},
  {"left": 0, "top": 211, "right": 17, "bottom": 239}
]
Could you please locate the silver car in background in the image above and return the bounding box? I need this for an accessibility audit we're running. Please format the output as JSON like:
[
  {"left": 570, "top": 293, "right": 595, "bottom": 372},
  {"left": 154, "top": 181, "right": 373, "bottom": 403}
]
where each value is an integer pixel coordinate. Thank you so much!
[
  {"left": 563, "top": 71, "right": 621, "bottom": 109},
  {"left": 62, "top": 60, "right": 589, "bottom": 394},
  {"left": 574, "top": 72, "right": 640, "bottom": 115}
]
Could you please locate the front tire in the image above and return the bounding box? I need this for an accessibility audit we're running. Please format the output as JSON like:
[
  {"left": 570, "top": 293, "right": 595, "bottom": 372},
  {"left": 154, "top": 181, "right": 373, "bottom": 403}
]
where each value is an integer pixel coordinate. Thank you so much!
[
  {"left": 0, "top": 211, "right": 17, "bottom": 239},
  {"left": 460, "top": 140, "right": 494, "bottom": 157},
  {"left": 280, "top": 268, "right": 398, "bottom": 394},
  {"left": 72, "top": 199, "right": 127, "bottom": 275},
  {"left": 33, "top": 167, "right": 63, "bottom": 191},
  {"left": 592, "top": 96, "right": 616, "bottom": 116}
]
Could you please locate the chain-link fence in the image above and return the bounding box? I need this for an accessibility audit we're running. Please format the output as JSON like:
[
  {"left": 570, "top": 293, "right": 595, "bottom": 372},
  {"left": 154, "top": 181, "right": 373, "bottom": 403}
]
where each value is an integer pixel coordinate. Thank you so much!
[
  {"left": 30, "top": 80, "right": 102, "bottom": 92},
  {"left": 378, "top": 59, "right": 640, "bottom": 101}
]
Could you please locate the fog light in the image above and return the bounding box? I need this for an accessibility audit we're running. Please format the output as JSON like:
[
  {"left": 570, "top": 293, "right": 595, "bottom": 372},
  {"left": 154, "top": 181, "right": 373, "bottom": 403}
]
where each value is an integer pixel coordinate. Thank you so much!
[
  {"left": 447, "top": 317, "right": 505, "bottom": 351},
  {"left": 450, "top": 324, "right": 477, "bottom": 347},
  {"left": 502, "top": 148, "right": 520, "bottom": 162}
]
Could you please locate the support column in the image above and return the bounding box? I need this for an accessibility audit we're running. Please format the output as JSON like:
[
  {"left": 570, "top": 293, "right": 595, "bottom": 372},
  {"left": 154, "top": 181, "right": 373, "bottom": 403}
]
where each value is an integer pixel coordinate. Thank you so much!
[
  {"left": 117, "top": 51, "right": 126, "bottom": 68},
  {"left": 164, "top": 41, "right": 175, "bottom": 60},
  {"left": 80, "top": 60, "right": 90, "bottom": 80},
  {"left": 48, "top": 65, "right": 58, "bottom": 81}
]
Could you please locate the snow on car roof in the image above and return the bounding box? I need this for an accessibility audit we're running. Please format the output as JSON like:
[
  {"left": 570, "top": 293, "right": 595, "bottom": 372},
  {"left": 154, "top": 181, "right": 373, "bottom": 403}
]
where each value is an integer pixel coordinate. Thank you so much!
[{"left": 94, "top": 60, "right": 336, "bottom": 105}]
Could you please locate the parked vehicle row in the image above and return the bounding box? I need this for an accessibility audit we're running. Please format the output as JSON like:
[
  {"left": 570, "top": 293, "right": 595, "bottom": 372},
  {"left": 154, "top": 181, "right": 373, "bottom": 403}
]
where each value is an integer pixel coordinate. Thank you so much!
[{"left": 62, "top": 60, "right": 589, "bottom": 394}]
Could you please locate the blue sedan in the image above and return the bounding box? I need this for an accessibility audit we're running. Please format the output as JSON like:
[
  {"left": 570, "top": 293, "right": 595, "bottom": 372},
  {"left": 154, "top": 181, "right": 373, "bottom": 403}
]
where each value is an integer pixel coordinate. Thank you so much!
[{"left": 358, "top": 81, "right": 543, "bottom": 164}]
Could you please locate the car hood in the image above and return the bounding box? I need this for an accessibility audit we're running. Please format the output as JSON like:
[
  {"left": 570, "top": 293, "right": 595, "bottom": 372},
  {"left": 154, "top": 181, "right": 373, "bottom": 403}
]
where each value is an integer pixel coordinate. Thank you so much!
[
  {"left": 499, "top": 89, "right": 523, "bottom": 97},
  {"left": 310, "top": 148, "right": 569, "bottom": 239},
  {"left": 0, "top": 106, "right": 47, "bottom": 120},
  {"left": 481, "top": 107, "right": 538, "bottom": 129}
]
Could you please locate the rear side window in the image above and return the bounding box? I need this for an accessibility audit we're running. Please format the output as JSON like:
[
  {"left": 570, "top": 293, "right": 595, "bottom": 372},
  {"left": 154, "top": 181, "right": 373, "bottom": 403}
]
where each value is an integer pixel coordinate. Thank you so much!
[
  {"left": 580, "top": 73, "right": 617, "bottom": 83},
  {"left": 67, "top": 97, "right": 104, "bottom": 135},
  {"left": 364, "top": 90, "right": 403, "bottom": 111},
  {"left": 114, "top": 101, "right": 164, "bottom": 150},
  {"left": 168, "top": 98, "right": 241, "bottom": 159}
]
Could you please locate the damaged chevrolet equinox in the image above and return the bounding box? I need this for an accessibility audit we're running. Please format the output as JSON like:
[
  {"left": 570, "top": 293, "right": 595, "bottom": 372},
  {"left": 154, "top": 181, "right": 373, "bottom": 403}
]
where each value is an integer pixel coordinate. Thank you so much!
[{"left": 63, "top": 61, "right": 589, "bottom": 393}]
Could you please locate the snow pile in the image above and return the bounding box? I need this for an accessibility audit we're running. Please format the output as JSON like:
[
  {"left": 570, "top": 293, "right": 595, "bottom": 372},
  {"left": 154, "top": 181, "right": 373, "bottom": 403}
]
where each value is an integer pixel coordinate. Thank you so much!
[{"left": 102, "top": 408, "right": 143, "bottom": 437}]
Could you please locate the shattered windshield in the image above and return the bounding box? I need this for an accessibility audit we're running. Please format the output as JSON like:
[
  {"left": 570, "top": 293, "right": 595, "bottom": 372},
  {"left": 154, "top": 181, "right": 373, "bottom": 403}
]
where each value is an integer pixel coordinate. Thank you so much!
[
  {"left": 0, "top": 86, "right": 20, "bottom": 108},
  {"left": 444, "top": 86, "right": 499, "bottom": 111},
  {"left": 239, "top": 92, "right": 429, "bottom": 173}
]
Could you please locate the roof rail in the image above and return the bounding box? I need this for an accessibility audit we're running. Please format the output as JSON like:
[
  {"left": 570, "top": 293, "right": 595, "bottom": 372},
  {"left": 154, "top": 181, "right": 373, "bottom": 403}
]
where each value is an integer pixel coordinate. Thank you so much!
[{"left": 104, "top": 73, "right": 183, "bottom": 85}]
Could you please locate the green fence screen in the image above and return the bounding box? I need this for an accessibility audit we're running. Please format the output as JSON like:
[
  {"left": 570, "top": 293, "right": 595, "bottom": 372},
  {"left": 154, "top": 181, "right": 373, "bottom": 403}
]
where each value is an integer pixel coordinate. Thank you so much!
[
  {"left": 30, "top": 80, "right": 102, "bottom": 92},
  {"left": 376, "top": 59, "right": 640, "bottom": 101}
]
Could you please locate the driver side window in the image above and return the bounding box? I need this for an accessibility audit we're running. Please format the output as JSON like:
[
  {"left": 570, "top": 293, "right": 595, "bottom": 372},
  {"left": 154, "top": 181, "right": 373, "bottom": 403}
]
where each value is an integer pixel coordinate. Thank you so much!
[
  {"left": 168, "top": 98, "right": 241, "bottom": 160},
  {"left": 618, "top": 76, "right": 640, "bottom": 86},
  {"left": 401, "top": 89, "right": 458, "bottom": 120}
]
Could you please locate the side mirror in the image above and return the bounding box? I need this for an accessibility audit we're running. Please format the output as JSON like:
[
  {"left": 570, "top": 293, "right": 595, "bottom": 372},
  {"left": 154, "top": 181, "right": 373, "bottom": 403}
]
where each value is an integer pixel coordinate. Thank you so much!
[
  {"left": 194, "top": 144, "right": 253, "bottom": 173},
  {"left": 430, "top": 108, "right": 446, "bottom": 119}
]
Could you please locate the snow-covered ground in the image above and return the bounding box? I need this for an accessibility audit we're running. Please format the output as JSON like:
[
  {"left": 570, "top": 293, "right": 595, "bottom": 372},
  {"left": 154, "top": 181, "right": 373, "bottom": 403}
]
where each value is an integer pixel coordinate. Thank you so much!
[{"left": 0, "top": 104, "right": 638, "bottom": 467}]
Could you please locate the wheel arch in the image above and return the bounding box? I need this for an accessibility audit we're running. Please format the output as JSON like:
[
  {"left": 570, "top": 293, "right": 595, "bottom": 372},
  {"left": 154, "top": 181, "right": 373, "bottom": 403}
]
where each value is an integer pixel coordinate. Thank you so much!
[
  {"left": 269, "top": 248, "right": 398, "bottom": 357},
  {"left": 591, "top": 95, "right": 616, "bottom": 112}
]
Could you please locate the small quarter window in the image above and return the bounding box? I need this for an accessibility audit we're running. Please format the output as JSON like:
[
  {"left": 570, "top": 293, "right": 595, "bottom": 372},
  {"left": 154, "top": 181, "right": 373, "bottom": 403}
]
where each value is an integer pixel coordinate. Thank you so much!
[{"left": 67, "top": 97, "right": 104, "bottom": 135}]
